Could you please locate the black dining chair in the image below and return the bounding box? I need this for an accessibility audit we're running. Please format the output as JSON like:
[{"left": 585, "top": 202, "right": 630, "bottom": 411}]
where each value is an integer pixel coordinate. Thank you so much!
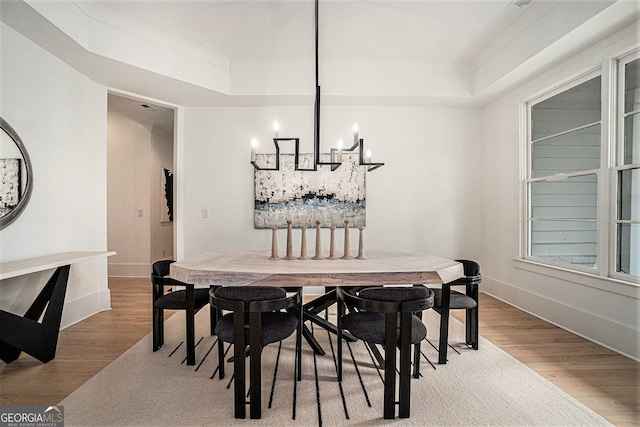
[
  {"left": 151, "top": 260, "right": 215, "bottom": 365},
  {"left": 210, "top": 286, "right": 303, "bottom": 419},
  {"left": 337, "top": 286, "right": 434, "bottom": 419},
  {"left": 431, "top": 259, "right": 481, "bottom": 364}
]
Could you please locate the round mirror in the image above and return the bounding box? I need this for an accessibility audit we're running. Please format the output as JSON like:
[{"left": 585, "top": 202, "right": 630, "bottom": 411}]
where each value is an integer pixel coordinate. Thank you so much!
[{"left": 0, "top": 117, "right": 33, "bottom": 229}]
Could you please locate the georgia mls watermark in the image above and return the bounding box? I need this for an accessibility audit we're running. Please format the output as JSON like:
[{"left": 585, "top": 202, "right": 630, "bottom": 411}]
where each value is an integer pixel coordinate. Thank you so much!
[{"left": 0, "top": 406, "right": 64, "bottom": 427}]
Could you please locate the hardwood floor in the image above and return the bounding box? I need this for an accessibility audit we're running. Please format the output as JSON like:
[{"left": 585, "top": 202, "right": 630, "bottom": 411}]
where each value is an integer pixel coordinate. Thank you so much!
[
  {"left": 471, "top": 295, "right": 639, "bottom": 426},
  {"left": 0, "top": 278, "right": 153, "bottom": 406},
  {"left": 1, "top": 277, "right": 638, "bottom": 426}
]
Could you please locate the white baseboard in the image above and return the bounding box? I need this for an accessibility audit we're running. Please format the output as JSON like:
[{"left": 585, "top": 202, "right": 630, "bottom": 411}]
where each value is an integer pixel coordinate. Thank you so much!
[
  {"left": 482, "top": 276, "right": 640, "bottom": 362},
  {"left": 60, "top": 288, "right": 112, "bottom": 330},
  {"left": 108, "top": 263, "right": 150, "bottom": 278}
]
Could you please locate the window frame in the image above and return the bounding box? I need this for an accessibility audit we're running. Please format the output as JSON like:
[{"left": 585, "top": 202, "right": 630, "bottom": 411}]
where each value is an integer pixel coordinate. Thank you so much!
[
  {"left": 610, "top": 51, "right": 640, "bottom": 283},
  {"left": 521, "top": 52, "right": 640, "bottom": 285},
  {"left": 523, "top": 68, "right": 604, "bottom": 276}
]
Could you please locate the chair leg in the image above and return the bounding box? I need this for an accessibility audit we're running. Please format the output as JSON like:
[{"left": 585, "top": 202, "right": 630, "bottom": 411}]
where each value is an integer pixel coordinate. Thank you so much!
[
  {"left": 185, "top": 286, "right": 196, "bottom": 366},
  {"left": 399, "top": 312, "right": 412, "bottom": 418},
  {"left": 412, "top": 342, "right": 421, "bottom": 378},
  {"left": 249, "top": 312, "right": 262, "bottom": 419},
  {"left": 384, "top": 313, "right": 397, "bottom": 419},
  {"left": 467, "top": 282, "right": 479, "bottom": 350},
  {"left": 217, "top": 336, "right": 225, "bottom": 379},
  {"left": 296, "top": 288, "right": 303, "bottom": 381},
  {"left": 233, "top": 311, "right": 246, "bottom": 419},
  {"left": 413, "top": 307, "right": 422, "bottom": 378},
  {"left": 152, "top": 284, "right": 164, "bottom": 352},
  {"left": 438, "top": 314, "right": 450, "bottom": 364},
  {"left": 209, "top": 296, "right": 217, "bottom": 336},
  {"left": 337, "top": 293, "right": 344, "bottom": 382},
  {"left": 152, "top": 307, "right": 164, "bottom": 351},
  {"left": 438, "top": 285, "right": 451, "bottom": 365},
  {"left": 467, "top": 306, "right": 479, "bottom": 350}
]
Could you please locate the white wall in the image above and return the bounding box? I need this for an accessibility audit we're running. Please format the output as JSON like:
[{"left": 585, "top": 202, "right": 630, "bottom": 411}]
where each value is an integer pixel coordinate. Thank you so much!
[
  {"left": 481, "top": 22, "right": 640, "bottom": 361},
  {"left": 180, "top": 105, "right": 484, "bottom": 264},
  {"left": 0, "top": 23, "right": 110, "bottom": 328}
]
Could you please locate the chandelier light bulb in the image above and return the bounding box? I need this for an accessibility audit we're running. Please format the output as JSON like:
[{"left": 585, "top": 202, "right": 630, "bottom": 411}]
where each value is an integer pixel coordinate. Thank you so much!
[{"left": 251, "top": 138, "right": 258, "bottom": 162}]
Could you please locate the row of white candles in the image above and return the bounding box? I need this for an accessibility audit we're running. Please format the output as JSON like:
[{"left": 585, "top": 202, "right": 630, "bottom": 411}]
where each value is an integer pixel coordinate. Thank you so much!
[{"left": 250, "top": 122, "right": 373, "bottom": 163}]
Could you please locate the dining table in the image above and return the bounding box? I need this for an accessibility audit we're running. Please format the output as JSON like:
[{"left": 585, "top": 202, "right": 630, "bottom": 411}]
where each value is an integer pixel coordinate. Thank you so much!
[
  {"left": 171, "top": 250, "right": 462, "bottom": 286},
  {"left": 170, "top": 250, "right": 464, "bottom": 355}
]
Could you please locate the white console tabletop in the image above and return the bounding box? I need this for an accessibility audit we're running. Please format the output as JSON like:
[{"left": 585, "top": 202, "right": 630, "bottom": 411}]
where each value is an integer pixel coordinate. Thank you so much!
[{"left": 0, "top": 251, "right": 116, "bottom": 281}]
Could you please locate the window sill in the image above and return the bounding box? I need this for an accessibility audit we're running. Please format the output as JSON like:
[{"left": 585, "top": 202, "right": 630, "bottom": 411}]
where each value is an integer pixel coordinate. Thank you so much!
[{"left": 513, "top": 258, "right": 640, "bottom": 299}]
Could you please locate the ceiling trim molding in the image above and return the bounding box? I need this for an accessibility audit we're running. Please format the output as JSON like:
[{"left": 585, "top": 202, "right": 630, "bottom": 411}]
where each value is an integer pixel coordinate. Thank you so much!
[{"left": 2, "top": 0, "right": 637, "bottom": 108}]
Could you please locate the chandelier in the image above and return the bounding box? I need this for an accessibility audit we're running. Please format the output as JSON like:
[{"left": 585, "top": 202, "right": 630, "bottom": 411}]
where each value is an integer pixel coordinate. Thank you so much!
[{"left": 250, "top": 0, "right": 384, "bottom": 172}]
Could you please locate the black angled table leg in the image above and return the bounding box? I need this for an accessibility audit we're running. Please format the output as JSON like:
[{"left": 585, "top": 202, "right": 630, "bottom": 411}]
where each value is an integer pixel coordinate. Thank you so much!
[
  {"left": 288, "top": 290, "right": 356, "bottom": 355},
  {"left": 286, "top": 305, "right": 325, "bottom": 355},
  {"left": 0, "top": 265, "right": 70, "bottom": 364}
]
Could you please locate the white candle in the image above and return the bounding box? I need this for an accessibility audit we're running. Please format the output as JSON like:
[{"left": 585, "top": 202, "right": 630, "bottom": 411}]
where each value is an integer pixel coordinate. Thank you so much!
[
  {"left": 366, "top": 149, "right": 372, "bottom": 163},
  {"left": 251, "top": 138, "right": 257, "bottom": 162},
  {"left": 337, "top": 139, "right": 343, "bottom": 163},
  {"left": 273, "top": 121, "right": 280, "bottom": 138},
  {"left": 353, "top": 123, "right": 359, "bottom": 145}
]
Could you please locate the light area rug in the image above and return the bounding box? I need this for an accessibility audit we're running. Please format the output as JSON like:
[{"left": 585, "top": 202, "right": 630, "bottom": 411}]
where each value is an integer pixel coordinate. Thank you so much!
[{"left": 60, "top": 308, "right": 612, "bottom": 426}]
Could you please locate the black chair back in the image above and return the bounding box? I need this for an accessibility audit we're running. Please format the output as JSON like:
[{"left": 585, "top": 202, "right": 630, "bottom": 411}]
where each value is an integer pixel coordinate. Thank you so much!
[
  {"left": 337, "top": 286, "right": 434, "bottom": 419},
  {"left": 210, "top": 286, "right": 303, "bottom": 419},
  {"left": 151, "top": 259, "right": 214, "bottom": 366},
  {"left": 152, "top": 259, "right": 174, "bottom": 277}
]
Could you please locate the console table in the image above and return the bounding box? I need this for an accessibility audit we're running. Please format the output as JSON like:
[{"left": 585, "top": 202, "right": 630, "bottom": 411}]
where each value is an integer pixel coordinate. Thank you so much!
[{"left": 0, "top": 251, "right": 115, "bottom": 363}]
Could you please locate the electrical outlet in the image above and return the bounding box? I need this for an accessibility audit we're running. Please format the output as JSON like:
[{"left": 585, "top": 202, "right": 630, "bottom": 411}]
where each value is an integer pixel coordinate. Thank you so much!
[{"left": 202, "top": 208, "right": 209, "bottom": 218}]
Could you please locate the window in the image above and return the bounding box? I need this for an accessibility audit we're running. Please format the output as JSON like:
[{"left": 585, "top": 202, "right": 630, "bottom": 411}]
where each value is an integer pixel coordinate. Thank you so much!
[
  {"left": 616, "top": 55, "right": 640, "bottom": 278},
  {"left": 527, "top": 75, "right": 601, "bottom": 270},
  {"left": 524, "top": 52, "right": 639, "bottom": 283}
]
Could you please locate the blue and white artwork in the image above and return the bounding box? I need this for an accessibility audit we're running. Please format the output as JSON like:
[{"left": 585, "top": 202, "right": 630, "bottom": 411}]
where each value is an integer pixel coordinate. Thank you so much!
[{"left": 254, "top": 152, "right": 365, "bottom": 228}]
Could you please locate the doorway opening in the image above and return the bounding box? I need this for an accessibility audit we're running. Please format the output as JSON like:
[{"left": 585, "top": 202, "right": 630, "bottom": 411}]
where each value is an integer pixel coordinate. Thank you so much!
[{"left": 106, "top": 93, "right": 176, "bottom": 277}]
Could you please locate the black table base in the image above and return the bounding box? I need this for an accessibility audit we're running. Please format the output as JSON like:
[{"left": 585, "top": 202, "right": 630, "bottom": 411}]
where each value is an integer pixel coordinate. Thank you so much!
[{"left": 0, "top": 265, "right": 70, "bottom": 364}]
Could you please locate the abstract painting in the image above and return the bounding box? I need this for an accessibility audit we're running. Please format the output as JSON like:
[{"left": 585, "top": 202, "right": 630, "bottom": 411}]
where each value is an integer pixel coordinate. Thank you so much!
[
  {"left": 0, "top": 158, "right": 21, "bottom": 217},
  {"left": 161, "top": 168, "right": 173, "bottom": 222},
  {"left": 254, "top": 152, "right": 365, "bottom": 228}
]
